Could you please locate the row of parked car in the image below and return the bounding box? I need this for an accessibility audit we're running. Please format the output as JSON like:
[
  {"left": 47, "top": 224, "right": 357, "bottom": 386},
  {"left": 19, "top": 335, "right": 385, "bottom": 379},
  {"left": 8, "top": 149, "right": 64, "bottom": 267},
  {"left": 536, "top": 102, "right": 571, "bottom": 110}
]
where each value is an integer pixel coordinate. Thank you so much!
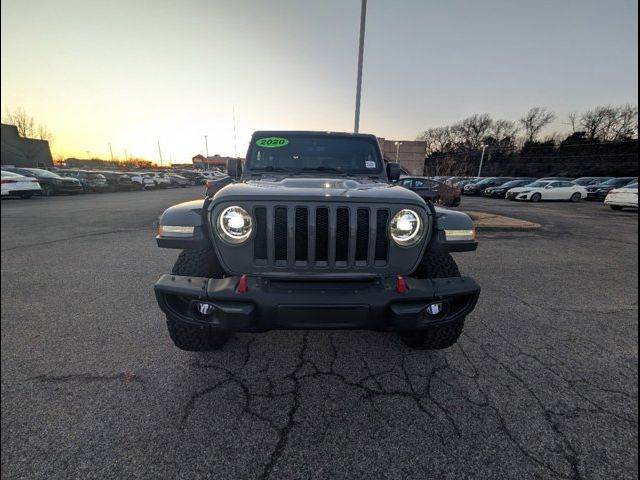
[
  {"left": 1, "top": 167, "right": 227, "bottom": 198},
  {"left": 427, "top": 175, "right": 638, "bottom": 210}
]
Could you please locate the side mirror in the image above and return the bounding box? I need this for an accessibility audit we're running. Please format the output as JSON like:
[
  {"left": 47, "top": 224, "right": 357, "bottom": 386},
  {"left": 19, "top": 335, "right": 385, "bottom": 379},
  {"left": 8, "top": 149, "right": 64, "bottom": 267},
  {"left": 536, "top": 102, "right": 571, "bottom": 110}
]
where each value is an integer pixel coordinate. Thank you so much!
[
  {"left": 227, "top": 158, "right": 242, "bottom": 179},
  {"left": 386, "top": 162, "right": 401, "bottom": 182}
]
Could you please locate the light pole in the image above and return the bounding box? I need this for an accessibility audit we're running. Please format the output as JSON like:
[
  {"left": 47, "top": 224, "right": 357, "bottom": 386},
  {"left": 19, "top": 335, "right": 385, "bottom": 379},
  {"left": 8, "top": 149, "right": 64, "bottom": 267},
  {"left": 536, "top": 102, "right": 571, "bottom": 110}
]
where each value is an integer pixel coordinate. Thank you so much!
[
  {"left": 108, "top": 143, "right": 114, "bottom": 162},
  {"left": 394, "top": 141, "right": 402, "bottom": 162},
  {"left": 204, "top": 135, "right": 209, "bottom": 170},
  {"left": 157, "top": 141, "right": 163, "bottom": 168},
  {"left": 353, "top": 0, "right": 367, "bottom": 133},
  {"left": 477, "top": 144, "right": 487, "bottom": 178}
]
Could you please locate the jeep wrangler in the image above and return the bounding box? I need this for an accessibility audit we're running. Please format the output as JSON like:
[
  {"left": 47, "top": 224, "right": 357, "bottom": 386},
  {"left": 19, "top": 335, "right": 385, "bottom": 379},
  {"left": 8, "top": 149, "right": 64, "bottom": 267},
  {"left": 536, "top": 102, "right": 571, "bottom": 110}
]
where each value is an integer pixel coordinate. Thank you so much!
[{"left": 154, "top": 131, "right": 480, "bottom": 350}]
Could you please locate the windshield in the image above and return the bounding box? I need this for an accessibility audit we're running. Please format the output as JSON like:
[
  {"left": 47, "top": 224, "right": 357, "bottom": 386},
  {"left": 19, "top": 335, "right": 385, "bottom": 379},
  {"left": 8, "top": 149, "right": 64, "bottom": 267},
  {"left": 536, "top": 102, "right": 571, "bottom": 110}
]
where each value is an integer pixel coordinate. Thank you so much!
[
  {"left": 527, "top": 181, "right": 552, "bottom": 188},
  {"left": 473, "top": 178, "right": 497, "bottom": 186},
  {"left": 601, "top": 178, "right": 636, "bottom": 187},
  {"left": 247, "top": 135, "right": 382, "bottom": 175},
  {"left": 501, "top": 180, "right": 531, "bottom": 188},
  {"left": 21, "top": 168, "right": 61, "bottom": 179}
]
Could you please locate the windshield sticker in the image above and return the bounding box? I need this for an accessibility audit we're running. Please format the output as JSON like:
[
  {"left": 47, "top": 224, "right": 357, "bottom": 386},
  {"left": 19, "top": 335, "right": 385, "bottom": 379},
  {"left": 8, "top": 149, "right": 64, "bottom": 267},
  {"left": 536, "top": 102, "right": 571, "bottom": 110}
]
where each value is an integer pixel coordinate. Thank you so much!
[
  {"left": 256, "top": 137, "right": 289, "bottom": 148},
  {"left": 365, "top": 160, "right": 376, "bottom": 169}
]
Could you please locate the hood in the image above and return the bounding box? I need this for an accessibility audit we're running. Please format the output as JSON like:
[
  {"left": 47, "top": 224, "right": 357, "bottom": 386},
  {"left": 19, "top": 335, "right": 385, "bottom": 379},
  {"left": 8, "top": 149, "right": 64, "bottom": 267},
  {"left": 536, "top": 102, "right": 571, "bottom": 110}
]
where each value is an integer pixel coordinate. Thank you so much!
[{"left": 213, "top": 177, "right": 426, "bottom": 205}]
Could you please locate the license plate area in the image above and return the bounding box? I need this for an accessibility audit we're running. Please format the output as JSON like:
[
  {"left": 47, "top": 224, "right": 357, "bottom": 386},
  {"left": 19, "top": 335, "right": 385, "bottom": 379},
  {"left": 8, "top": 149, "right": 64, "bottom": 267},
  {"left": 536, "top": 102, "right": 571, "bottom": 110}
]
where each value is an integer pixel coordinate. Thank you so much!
[{"left": 276, "top": 305, "right": 370, "bottom": 329}]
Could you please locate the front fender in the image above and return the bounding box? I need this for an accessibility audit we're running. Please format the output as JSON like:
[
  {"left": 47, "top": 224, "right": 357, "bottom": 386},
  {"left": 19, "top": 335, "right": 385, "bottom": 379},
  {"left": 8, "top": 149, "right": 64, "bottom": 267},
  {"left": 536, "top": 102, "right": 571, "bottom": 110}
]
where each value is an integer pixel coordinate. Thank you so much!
[
  {"left": 156, "top": 199, "right": 210, "bottom": 249},
  {"left": 428, "top": 207, "right": 478, "bottom": 253}
]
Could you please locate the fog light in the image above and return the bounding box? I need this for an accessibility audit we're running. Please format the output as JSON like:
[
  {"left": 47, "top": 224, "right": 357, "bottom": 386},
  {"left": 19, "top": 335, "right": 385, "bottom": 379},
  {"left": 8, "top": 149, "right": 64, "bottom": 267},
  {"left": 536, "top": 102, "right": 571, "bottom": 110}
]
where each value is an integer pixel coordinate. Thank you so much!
[
  {"left": 423, "top": 301, "right": 449, "bottom": 320},
  {"left": 194, "top": 301, "right": 216, "bottom": 317},
  {"left": 427, "top": 303, "right": 444, "bottom": 315}
]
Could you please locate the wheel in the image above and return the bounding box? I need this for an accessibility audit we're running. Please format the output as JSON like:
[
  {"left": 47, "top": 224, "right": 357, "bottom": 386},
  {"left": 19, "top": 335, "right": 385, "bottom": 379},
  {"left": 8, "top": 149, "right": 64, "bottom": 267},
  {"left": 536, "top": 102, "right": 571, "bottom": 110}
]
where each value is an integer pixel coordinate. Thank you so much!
[
  {"left": 530, "top": 193, "right": 542, "bottom": 202},
  {"left": 18, "top": 192, "right": 33, "bottom": 199},
  {"left": 41, "top": 184, "right": 54, "bottom": 196},
  {"left": 610, "top": 205, "right": 624, "bottom": 211},
  {"left": 401, "top": 253, "right": 465, "bottom": 350},
  {"left": 166, "top": 248, "right": 230, "bottom": 351},
  {"left": 570, "top": 193, "right": 581, "bottom": 202}
]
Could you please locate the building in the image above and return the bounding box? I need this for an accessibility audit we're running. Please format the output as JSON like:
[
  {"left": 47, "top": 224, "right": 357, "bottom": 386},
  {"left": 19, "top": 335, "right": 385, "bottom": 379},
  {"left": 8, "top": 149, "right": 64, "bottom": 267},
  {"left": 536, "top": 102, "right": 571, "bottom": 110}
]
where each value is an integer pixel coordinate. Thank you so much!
[
  {"left": 192, "top": 154, "right": 230, "bottom": 169},
  {"left": 1, "top": 123, "right": 53, "bottom": 168},
  {"left": 377, "top": 138, "right": 427, "bottom": 175}
]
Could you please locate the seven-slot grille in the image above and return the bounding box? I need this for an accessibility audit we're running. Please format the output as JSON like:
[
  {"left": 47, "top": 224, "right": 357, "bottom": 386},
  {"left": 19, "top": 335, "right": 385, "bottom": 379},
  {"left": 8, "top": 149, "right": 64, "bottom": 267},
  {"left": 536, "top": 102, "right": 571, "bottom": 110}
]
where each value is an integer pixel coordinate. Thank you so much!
[{"left": 252, "top": 205, "right": 390, "bottom": 268}]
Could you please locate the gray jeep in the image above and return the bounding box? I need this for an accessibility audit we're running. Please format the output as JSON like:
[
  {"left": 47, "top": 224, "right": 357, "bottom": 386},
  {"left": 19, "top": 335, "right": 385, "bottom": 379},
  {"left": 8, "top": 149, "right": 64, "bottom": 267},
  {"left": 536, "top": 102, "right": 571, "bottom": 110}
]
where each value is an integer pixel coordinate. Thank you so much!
[{"left": 154, "top": 131, "right": 480, "bottom": 350}]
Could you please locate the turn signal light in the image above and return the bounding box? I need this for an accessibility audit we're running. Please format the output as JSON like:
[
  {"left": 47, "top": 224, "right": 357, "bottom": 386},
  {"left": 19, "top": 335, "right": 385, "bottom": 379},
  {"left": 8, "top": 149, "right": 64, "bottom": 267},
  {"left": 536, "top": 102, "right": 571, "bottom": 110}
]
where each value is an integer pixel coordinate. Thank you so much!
[{"left": 237, "top": 274, "right": 248, "bottom": 293}]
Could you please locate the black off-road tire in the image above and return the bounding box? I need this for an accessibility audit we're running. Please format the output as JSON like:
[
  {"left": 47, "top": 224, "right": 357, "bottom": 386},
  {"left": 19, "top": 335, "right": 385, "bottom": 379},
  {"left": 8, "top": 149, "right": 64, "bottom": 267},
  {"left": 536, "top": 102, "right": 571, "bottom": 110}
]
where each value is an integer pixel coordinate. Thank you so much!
[
  {"left": 166, "top": 248, "right": 230, "bottom": 351},
  {"left": 401, "top": 253, "right": 465, "bottom": 350}
]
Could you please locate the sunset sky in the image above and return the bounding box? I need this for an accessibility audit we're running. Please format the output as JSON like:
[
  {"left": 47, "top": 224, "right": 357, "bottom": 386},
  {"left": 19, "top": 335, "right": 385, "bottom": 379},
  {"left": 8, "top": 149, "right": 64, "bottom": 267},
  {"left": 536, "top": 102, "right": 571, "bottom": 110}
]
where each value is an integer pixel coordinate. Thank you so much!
[{"left": 1, "top": 0, "right": 637, "bottom": 164}]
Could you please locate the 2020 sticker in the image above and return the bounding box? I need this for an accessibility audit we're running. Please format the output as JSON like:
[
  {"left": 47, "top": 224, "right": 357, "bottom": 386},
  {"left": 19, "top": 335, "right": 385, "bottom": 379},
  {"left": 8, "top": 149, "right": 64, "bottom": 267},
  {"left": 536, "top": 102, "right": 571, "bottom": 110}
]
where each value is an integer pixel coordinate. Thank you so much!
[{"left": 256, "top": 137, "right": 289, "bottom": 148}]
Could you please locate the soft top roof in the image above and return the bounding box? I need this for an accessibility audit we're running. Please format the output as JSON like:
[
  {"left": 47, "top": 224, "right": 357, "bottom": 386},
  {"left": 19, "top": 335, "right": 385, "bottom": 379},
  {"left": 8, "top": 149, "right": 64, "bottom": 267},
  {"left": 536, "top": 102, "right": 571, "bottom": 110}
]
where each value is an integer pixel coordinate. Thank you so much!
[{"left": 251, "top": 130, "right": 378, "bottom": 141}]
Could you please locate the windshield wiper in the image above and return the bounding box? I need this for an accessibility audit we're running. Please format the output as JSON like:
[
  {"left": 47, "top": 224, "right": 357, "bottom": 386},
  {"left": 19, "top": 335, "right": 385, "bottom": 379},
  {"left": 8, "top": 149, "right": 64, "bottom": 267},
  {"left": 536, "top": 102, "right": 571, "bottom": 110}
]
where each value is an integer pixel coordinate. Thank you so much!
[
  {"left": 298, "top": 167, "right": 348, "bottom": 175},
  {"left": 249, "top": 166, "right": 290, "bottom": 173}
]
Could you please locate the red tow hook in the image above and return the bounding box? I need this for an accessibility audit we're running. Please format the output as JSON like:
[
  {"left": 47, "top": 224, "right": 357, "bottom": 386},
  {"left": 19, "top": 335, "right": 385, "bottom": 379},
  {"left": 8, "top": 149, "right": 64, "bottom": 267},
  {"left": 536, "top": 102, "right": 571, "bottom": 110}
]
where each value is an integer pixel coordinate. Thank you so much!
[
  {"left": 396, "top": 275, "right": 407, "bottom": 294},
  {"left": 237, "top": 274, "right": 249, "bottom": 293}
]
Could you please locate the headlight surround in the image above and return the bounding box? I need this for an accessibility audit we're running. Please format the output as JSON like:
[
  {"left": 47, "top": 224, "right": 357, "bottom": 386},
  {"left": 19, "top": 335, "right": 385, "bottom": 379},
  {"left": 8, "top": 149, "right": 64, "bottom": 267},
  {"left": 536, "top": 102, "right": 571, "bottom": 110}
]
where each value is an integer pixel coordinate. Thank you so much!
[
  {"left": 389, "top": 209, "right": 424, "bottom": 247},
  {"left": 216, "top": 206, "right": 253, "bottom": 244}
]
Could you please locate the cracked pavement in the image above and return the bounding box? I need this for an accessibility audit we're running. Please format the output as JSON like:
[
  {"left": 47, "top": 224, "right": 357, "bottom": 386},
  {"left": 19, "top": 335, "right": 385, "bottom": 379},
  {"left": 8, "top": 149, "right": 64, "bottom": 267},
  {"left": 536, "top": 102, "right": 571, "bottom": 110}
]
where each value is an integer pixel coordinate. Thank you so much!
[{"left": 1, "top": 189, "right": 637, "bottom": 479}]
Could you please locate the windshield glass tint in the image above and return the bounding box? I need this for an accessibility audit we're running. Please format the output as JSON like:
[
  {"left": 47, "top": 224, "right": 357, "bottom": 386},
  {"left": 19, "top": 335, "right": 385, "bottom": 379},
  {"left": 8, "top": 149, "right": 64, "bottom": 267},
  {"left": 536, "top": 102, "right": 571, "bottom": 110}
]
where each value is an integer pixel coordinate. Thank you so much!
[{"left": 248, "top": 135, "right": 382, "bottom": 174}]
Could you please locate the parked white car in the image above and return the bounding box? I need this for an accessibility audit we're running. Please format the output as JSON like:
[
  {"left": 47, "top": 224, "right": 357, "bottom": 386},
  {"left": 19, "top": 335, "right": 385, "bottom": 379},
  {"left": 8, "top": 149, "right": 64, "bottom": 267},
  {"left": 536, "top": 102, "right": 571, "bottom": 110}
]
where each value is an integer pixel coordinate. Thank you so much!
[
  {"left": 199, "top": 170, "right": 227, "bottom": 180},
  {"left": 1, "top": 170, "right": 42, "bottom": 198},
  {"left": 604, "top": 183, "right": 638, "bottom": 211},
  {"left": 142, "top": 172, "right": 171, "bottom": 188},
  {"left": 125, "top": 172, "right": 154, "bottom": 190},
  {"left": 506, "top": 180, "right": 588, "bottom": 202}
]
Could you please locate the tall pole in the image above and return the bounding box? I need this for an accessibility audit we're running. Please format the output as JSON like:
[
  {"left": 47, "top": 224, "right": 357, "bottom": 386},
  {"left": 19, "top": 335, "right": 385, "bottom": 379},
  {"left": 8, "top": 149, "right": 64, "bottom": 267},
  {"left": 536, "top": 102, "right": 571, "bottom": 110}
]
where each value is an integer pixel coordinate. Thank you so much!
[
  {"left": 204, "top": 135, "right": 209, "bottom": 170},
  {"left": 109, "top": 143, "right": 114, "bottom": 162},
  {"left": 353, "top": 0, "right": 367, "bottom": 133},
  {"left": 124, "top": 149, "right": 128, "bottom": 162},
  {"left": 233, "top": 105, "right": 238, "bottom": 158},
  {"left": 477, "top": 144, "right": 487, "bottom": 178},
  {"left": 157, "top": 141, "right": 163, "bottom": 167},
  {"left": 395, "top": 141, "right": 402, "bottom": 162}
]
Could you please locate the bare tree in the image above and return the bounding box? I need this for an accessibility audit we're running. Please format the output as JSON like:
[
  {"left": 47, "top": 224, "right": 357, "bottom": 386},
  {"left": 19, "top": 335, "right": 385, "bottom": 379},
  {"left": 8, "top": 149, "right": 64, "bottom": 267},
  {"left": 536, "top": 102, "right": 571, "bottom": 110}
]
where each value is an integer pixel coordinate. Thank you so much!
[
  {"left": 519, "top": 107, "right": 556, "bottom": 143},
  {"left": 3, "top": 107, "right": 36, "bottom": 137},
  {"left": 567, "top": 112, "right": 579, "bottom": 133},
  {"left": 417, "top": 126, "right": 454, "bottom": 155},
  {"left": 491, "top": 119, "right": 519, "bottom": 144},
  {"left": 453, "top": 113, "right": 494, "bottom": 150},
  {"left": 611, "top": 104, "right": 638, "bottom": 140},
  {"left": 3, "top": 106, "right": 54, "bottom": 143},
  {"left": 579, "top": 105, "right": 638, "bottom": 141},
  {"left": 36, "top": 124, "right": 54, "bottom": 143}
]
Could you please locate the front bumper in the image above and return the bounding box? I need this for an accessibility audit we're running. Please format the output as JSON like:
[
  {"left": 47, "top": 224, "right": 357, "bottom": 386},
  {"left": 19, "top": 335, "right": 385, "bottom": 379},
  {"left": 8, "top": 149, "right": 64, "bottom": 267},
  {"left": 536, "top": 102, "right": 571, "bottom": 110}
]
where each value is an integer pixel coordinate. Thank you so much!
[
  {"left": 154, "top": 274, "right": 480, "bottom": 332},
  {"left": 587, "top": 191, "right": 609, "bottom": 200}
]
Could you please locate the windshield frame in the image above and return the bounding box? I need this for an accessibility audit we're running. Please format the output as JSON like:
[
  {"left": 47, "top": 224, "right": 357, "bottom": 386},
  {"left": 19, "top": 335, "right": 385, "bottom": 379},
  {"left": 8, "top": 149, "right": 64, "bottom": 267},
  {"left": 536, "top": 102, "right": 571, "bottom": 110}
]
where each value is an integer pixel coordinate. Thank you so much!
[{"left": 245, "top": 134, "right": 385, "bottom": 177}]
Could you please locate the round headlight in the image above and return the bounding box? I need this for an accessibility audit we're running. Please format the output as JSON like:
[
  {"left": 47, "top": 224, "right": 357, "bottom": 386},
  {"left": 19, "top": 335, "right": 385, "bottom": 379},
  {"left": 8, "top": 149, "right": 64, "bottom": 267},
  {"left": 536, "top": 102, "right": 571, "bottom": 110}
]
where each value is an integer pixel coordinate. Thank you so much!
[
  {"left": 217, "top": 206, "right": 253, "bottom": 244},
  {"left": 390, "top": 209, "right": 424, "bottom": 247}
]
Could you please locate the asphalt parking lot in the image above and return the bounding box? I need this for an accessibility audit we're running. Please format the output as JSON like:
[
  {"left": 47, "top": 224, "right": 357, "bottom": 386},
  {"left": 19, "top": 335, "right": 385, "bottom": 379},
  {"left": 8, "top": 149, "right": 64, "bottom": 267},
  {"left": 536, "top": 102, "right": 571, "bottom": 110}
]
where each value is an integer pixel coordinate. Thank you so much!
[{"left": 1, "top": 189, "right": 637, "bottom": 480}]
